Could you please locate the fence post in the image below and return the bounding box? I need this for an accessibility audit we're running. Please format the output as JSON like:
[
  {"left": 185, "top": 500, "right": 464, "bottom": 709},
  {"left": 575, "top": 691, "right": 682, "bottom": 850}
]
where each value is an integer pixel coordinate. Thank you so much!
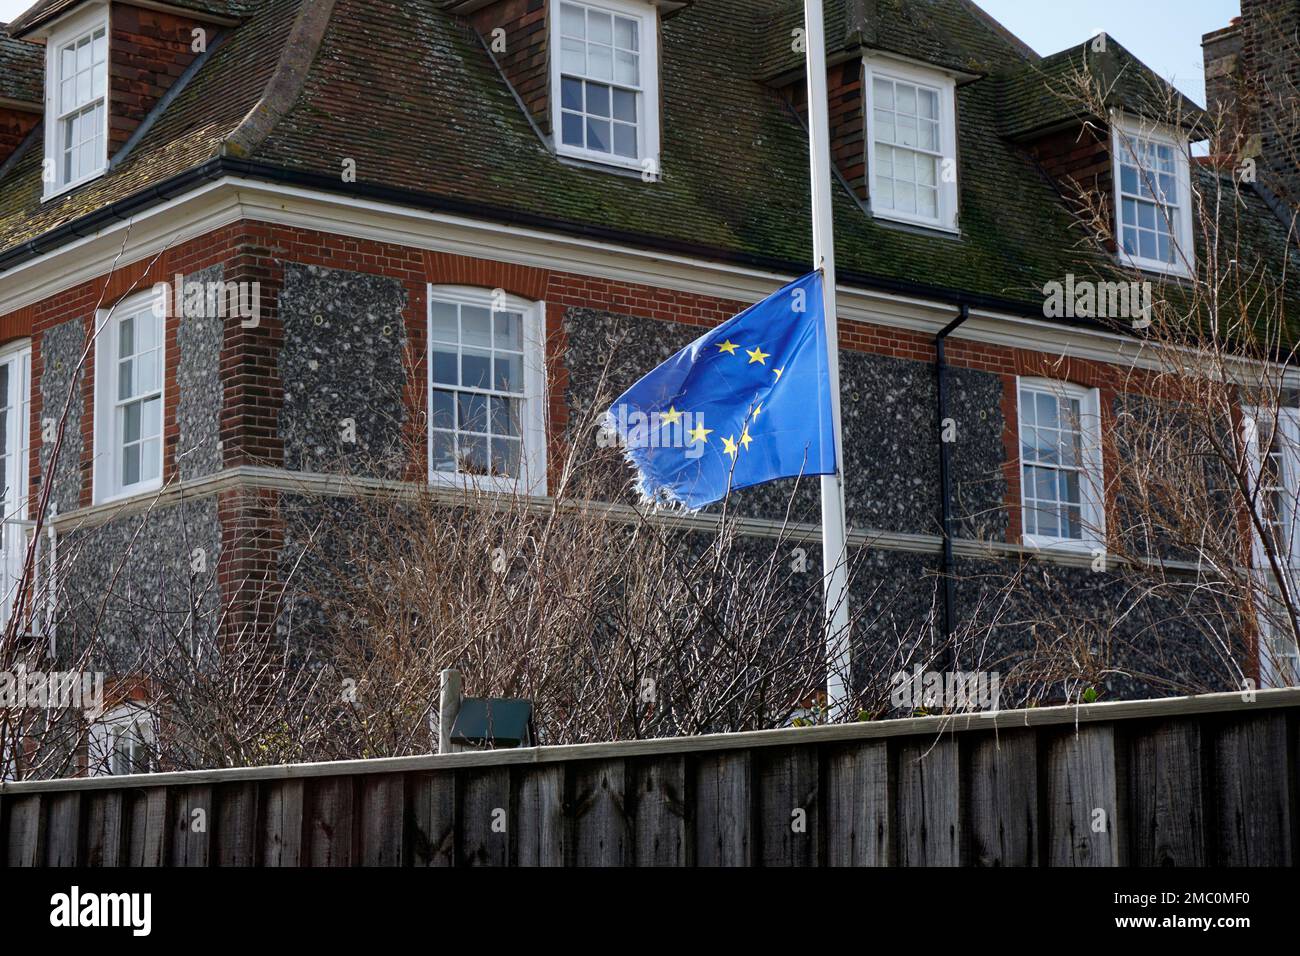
[{"left": 439, "top": 669, "right": 463, "bottom": 755}]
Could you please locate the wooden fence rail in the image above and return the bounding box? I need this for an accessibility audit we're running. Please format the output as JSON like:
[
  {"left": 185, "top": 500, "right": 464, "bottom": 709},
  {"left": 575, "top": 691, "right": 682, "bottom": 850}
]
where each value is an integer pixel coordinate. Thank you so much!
[{"left": 3, "top": 689, "right": 1298, "bottom": 866}]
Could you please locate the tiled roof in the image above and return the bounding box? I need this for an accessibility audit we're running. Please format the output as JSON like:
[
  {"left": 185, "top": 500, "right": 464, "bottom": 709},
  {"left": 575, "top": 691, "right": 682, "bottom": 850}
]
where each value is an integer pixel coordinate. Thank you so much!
[
  {"left": 6, "top": 0, "right": 247, "bottom": 37},
  {"left": 0, "top": 0, "right": 1292, "bottom": 326},
  {"left": 999, "top": 35, "right": 1208, "bottom": 141},
  {"left": 756, "top": 0, "right": 1034, "bottom": 81},
  {"left": 0, "top": 24, "right": 42, "bottom": 104}
]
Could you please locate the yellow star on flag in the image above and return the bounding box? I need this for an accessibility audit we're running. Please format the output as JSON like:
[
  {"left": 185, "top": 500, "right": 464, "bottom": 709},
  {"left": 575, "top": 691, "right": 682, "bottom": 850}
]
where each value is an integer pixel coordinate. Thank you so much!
[
  {"left": 660, "top": 406, "right": 683, "bottom": 426},
  {"left": 773, "top": 367, "right": 784, "bottom": 381},
  {"left": 718, "top": 340, "right": 739, "bottom": 355},
  {"left": 752, "top": 402, "right": 763, "bottom": 420},
  {"left": 739, "top": 426, "right": 753, "bottom": 451},
  {"left": 688, "top": 421, "right": 713, "bottom": 445},
  {"left": 722, "top": 435, "right": 739, "bottom": 460},
  {"left": 747, "top": 346, "right": 770, "bottom": 365}
]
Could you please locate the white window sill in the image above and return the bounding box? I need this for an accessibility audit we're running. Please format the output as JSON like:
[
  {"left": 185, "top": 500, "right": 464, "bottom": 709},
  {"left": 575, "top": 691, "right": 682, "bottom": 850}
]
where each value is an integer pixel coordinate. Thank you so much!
[
  {"left": 555, "top": 144, "right": 650, "bottom": 174},
  {"left": 94, "top": 479, "right": 165, "bottom": 507},
  {"left": 1022, "top": 534, "right": 1103, "bottom": 554},
  {"left": 872, "top": 209, "right": 961, "bottom": 236},
  {"left": 42, "top": 167, "right": 107, "bottom": 202},
  {"left": 1116, "top": 252, "right": 1192, "bottom": 279},
  {"left": 428, "top": 470, "right": 545, "bottom": 497}
]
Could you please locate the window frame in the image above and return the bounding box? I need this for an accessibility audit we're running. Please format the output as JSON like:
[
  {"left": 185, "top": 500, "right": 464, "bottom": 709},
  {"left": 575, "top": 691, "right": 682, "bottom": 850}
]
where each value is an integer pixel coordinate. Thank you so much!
[
  {"left": 425, "top": 285, "right": 548, "bottom": 496},
  {"left": 0, "top": 340, "right": 31, "bottom": 630},
  {"left": 1016, "top": 377, "right": 1105, "bottom": 553},
  {"left": 41, "top": 3, "right": 111, "bottom": 201},
  {"left": 863, "top": 55, "right": 960, "bottom": 233},
  {"left": 549, "top": 0, "right": 661, "bottom": 174},
  {"left": 92, "top": 291, "right": 167, "bottom": 505},
  {"left": 1243, "top": 406, "right": 1300, "bottom": 686},
  {"left": 88, "top": 703, "right": 156, "bottom": 777},
  {"left": 1110, "top": 113, "right": 1195, "bottom": 278}
]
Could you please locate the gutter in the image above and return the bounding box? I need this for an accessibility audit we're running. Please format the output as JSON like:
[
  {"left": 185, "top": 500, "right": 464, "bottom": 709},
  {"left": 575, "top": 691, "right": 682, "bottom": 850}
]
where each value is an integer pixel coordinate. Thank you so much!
[{"left": 935, "top": 304, "right": 970, "bottom": 660}]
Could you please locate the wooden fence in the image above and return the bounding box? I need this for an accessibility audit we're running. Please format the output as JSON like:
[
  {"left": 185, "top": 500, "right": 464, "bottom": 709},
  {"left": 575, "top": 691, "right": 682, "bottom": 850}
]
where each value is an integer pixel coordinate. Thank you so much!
[{"left": 3, "top": 689, "right": 1298, "bottom": 866}]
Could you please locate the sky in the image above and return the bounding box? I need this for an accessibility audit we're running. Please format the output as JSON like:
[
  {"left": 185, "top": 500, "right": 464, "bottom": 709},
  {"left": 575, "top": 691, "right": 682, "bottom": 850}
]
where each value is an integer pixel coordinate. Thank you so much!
[
  {"left": 1, "top": 0, "right": 1238, "bottom": 105},
  {"left": 973, "top": 0, "right": 1240, "bottom": 106}
]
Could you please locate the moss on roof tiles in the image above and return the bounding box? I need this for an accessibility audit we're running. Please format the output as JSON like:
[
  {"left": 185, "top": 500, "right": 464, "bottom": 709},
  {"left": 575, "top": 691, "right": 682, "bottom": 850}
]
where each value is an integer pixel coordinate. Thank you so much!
[
  {"left": 0, "top": 0, "right": 1293, "bottom": 332},
  {"left": 0, "top": 0, "right": 300, "bottom": 246},
  {"left": 1000, "top": 35, "right": 1207, "bottom": 141},
  {"left": 0, "top": 25, "right": 42, "bottom": 104},
  {"left": 7, "top": 0, "right": 250, "bottom": 37}
]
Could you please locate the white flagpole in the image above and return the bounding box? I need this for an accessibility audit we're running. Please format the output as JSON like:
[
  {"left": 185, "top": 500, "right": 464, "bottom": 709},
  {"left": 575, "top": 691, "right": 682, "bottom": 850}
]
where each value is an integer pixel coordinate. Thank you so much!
[{"left": 803, "top": 0, "right": 852, "bottom": 719}]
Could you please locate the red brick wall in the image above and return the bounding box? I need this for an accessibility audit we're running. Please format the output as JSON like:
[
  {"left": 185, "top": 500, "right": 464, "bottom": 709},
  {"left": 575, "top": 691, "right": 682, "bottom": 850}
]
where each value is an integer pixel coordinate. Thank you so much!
[
  {"left": 468, "top": 0, "right": 550, "bottom": 135},
  {"left": 1024, "top": 123, "right": 1115, "bottom": 252},
  {"left": 108, "top": 3, "right": 206, "bottom": 155},
  {"left": 0, "top": 107, "right": 39, "bottom": 166},
  {"left": 783, "top": 59, "right": 867, "bottom": 201}
]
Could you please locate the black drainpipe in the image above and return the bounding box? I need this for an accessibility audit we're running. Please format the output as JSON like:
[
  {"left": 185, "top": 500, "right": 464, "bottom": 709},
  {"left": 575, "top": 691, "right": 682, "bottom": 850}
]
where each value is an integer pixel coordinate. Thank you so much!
[{"left": 935, "top": 304, "right": 970, "bottom": 664}]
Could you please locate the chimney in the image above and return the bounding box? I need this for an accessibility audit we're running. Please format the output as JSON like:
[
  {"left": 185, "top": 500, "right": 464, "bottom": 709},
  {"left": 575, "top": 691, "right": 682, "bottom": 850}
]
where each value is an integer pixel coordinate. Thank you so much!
[
  {"left": 1202, "top": 17, "right": 1247, "bottom": 161},
  {"left": 1205, "top": 1, "right": 1300, "bottom": 209}
]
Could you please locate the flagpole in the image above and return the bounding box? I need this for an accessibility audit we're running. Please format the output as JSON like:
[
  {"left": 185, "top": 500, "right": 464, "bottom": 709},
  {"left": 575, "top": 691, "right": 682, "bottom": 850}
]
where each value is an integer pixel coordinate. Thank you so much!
[{"left": 803, "top": 0, "right": 852, "bottom": 720}]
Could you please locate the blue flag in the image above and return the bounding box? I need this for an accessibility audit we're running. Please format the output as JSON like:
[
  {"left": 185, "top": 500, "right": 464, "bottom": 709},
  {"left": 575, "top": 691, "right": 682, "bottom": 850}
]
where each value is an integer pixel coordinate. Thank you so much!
[{"left": 606, "top": 270, "right": 837, "bottom": 509}]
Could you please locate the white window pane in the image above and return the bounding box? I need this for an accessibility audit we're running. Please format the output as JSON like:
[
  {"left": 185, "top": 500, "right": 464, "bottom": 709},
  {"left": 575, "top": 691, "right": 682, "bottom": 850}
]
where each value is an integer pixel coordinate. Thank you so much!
[
  {"left": 430, "top": 302, "right": 458, "bottom": 342},
  {"left": 92, "top": 62, "right": 105, "bottom": 99},
  {"left": 494, "top": 313, "right": 523, "bottom": 350},
  {"left": 1036, "top": 392, "right": 1058, "bottom": 429},
  {"left": 93, "top": 30, "right": 107, "bottom": 64},
  {"left": 60, "top": 79, "right": 74, "bottom": 113},
  {"left": 873, "top": 77, "right": 893, "bottom": 109},
  {"left": 490, "top": 396, "right": 518, "bottom": 437},
  {"left": 918, "top": 186, "right": 938, "bottom": 218},
  {"left": 143, "top": 397, "right": 161, "bottom": 439},
  {"left": 458, "top": 392, "right": 487, "bottom": 433},
  {"left": 461, "top": 305, "right": 491, "bottom": 347},
  {"left": 588, "top": 44, "right": 612, "bottom": 81},
  {"left": 614, "top": 16, "right": 638, "bottom": 51},
  {"left": 897, "top": 113, "right": 917, "bottom": 148},
  {"left": 589, "top": 11, "right": 612, "bottom": 45},
  {"left": 141, "top": 438, "right": 161, "bottom": 481},
  {"left": 874, "top": 177, "right": 894, "bottom": 209},
  {"left": 896, "top": 180, "right": 916, "bottom": 213},
  {"left": 894, "top": 148, "right": 914, "bottom": 181},
  {"left": 920, "top": 119, "right": 939, "bottom": 152},
  {"left": 61, "top": 45, "right": 76, "bottom": 79},
  {"left": 876, "top": 144, "right": 893, "bottom": 178},
  {"left": 897, "top": 83, "right": 916, "bottom": 116},
  {"left": 491, "top": 437, "right": 521, "bottom": 477},
  {"left": 614, "top": 49, "right": 639, "bottom": 86},
  {"left": 560, "top": 2, "right": 585, "bottom": 37},
  {"left": 920, "top": 88, "right": 939, "bottom": 119},
  {"left": 561, "top": 36, "right": 585, "bottom": 75},
  {"left": 873, "top": 109, "right": 894, "bottom": 144},
  {"left": 917, "top": 156, "right": 936, "bottom": 186},
  {"left": 77, "top": 68, "right": 91, "bottom": 105},
  {"left": 77, "top": 36, "right": 91, "bottom": 72}
]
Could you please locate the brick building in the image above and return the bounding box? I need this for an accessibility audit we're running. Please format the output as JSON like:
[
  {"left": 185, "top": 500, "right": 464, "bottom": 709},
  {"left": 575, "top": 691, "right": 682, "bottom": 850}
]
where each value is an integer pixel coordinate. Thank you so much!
[{"left": 0, "top": 0, "right": 1298, "bottom": 771}]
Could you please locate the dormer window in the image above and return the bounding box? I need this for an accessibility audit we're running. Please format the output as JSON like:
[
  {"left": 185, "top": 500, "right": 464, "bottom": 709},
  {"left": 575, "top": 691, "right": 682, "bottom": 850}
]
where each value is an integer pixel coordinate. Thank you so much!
[
  {"left": 1111, "top": 115, "right": 1194, "bottom": 277},
  {"left": 551, "top": 0, "right": 659, "bottom": 174},
  {"left": 863, "top": 57, "right": 959, "bottom": 232},
  {"left": 43, "top": 7, "right": 109, "bottom": 198}
]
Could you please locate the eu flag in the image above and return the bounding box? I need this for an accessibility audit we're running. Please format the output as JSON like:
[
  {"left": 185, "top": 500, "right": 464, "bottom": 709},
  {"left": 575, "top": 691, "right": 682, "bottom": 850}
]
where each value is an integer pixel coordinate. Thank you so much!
[{"left": 606, "top": 270, "right": 837, "bottom": 509}]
